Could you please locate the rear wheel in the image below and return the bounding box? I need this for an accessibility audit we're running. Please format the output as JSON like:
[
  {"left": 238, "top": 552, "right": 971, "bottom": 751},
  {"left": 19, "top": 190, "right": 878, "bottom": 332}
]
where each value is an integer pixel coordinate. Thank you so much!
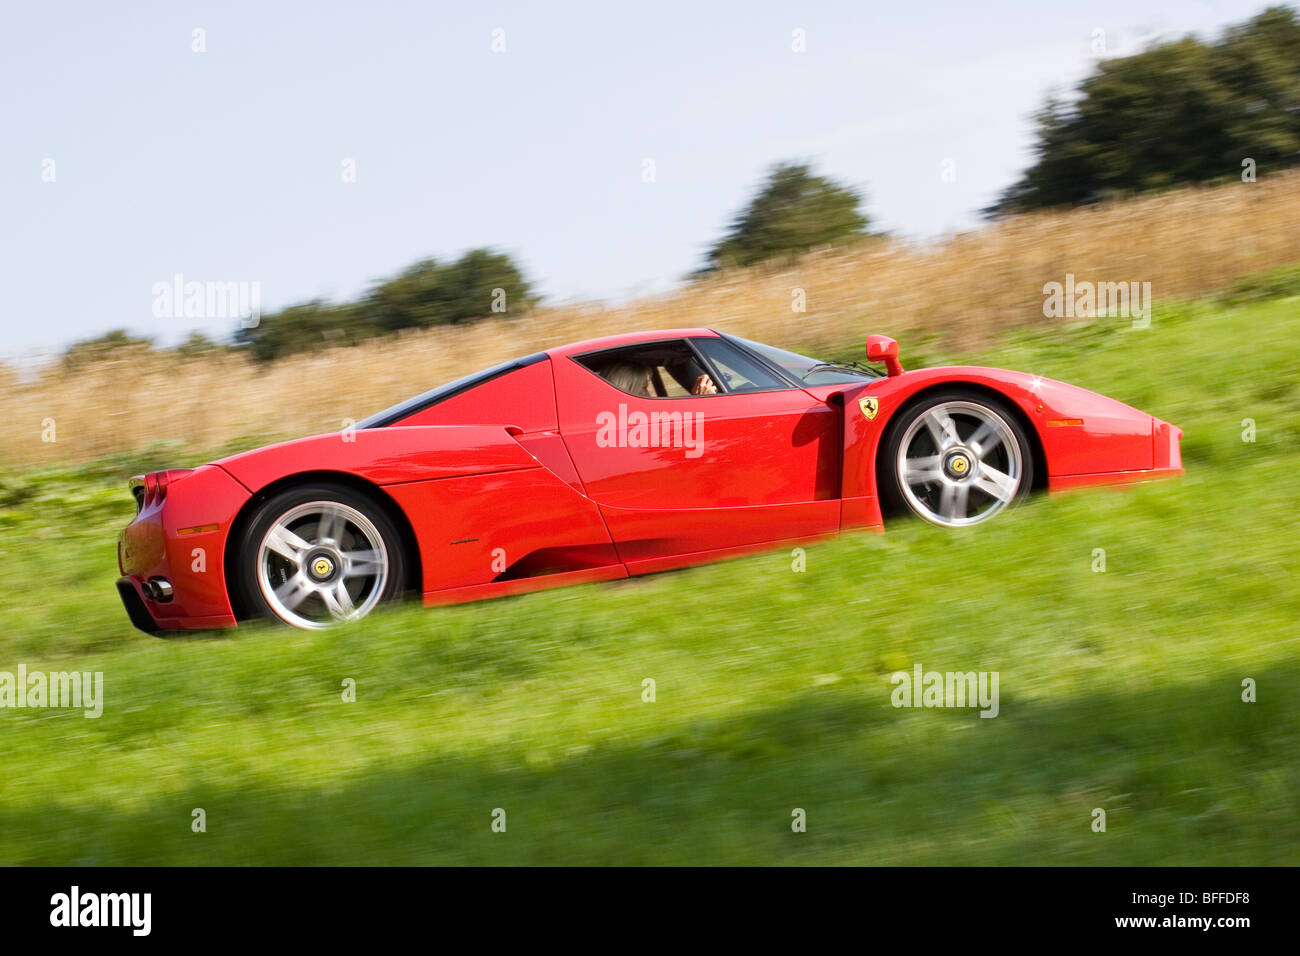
[
  {"left": 234, "top": 483, "right": 406, "bottom": 629},
  {"left": 880, "top": 390, "right": 1033, "bottom": 527}
]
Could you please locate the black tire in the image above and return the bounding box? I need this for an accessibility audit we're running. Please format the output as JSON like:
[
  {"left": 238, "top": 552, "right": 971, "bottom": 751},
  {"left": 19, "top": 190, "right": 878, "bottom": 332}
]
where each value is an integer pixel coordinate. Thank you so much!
[
  {"left": 232, "top": 482, "right": 407, "bottom": 628},
  {"left": 878, "top": 388, "right": 1034, "bottom": 527}
]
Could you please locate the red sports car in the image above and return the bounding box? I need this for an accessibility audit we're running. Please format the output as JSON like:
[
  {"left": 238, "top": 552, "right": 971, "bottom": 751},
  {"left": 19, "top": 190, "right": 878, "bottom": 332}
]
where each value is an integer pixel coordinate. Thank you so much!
[{"left": 116, "top": 330, "right": 1183, "bottom": 632}]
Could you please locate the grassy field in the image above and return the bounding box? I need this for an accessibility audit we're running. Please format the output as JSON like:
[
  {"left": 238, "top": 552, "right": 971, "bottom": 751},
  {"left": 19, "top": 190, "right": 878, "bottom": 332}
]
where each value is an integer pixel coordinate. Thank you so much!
[{"left": 1, "top": 293, "right": 1298, "bottom": 865}]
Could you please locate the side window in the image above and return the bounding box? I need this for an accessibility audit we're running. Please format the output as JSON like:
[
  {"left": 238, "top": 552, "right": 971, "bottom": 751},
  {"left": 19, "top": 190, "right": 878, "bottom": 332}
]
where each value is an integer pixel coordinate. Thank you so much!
[
  {"left": 691, "top": 337, "right": 791, "bottom": 393},
  {"left": 576, "top": 341, "right": 714, "bottom": 397}
]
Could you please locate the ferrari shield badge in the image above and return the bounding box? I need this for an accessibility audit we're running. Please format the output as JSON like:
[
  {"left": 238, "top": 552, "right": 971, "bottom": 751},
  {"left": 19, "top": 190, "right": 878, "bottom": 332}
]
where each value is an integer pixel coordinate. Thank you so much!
[{"left": 858, "top": 396, "right": 879, "bottom": 421}]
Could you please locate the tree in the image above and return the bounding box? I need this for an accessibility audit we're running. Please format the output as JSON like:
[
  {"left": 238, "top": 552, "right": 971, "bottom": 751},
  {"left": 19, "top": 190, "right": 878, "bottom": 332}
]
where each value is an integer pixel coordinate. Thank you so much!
[
  {"left": 233, "top": 300, "right": 367, "bottom": 362},
  {"left": 703, "top": 163, "right": 870, "bottom": 271},
  {"left": 369, "top": 249, "right": 534, "bottom": 333},
  {"left": 990, "top": 7, "right": 1300, "bottom": 215},
  {"left": 234, "top": 248, "right": 536, "bottom": 361},
  {"left": 62, "top": 329, "right": 154, "bottom": 370},
  {"left": 174, "top": 331, "right": 228, "bottom": 359}
]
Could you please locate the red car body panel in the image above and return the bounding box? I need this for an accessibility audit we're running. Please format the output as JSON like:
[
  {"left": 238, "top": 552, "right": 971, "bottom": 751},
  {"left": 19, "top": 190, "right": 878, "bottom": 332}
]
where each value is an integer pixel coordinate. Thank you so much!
[
  {"left": 396, "top": 358, "right": 559, "bottom": 434},
  {"left": 115, "top": 329, "right": 1183, "bottom": 632},
  {"left": 384, "top": 467, "right": 620, "bottom": 594},
  {"left": 217, "top": 424, "right": 541, "bottom": 491},
  {"left": 551, "top": 348, "right": 843, "bottom": 560},
  {"left": 833, "top": 365, "right": 1176, "bottom": 500},
  {"left": 117, "top": 464, "right": 247, "bottom": 629}
]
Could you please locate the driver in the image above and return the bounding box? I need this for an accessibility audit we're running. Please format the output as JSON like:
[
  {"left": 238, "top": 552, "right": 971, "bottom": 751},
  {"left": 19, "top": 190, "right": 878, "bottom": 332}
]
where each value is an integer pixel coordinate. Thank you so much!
[
  {"left": 604, "top": 362, "right": 655, "bottom": 396},
  {"left": 602, "top": 361, "right": 716, "bottom": 396}
]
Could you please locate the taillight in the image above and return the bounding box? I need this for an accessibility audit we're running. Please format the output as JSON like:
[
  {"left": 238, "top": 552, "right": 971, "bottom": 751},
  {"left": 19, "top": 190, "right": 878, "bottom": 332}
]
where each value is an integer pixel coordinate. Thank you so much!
[
  {"left": 1152, "top": 420, "right": 1183, "bottom": 470},
  {"left": 132, "top": 468, "right": 193, "bottom": 511},
  {"left": 139, "top": 472, "right": 169, "bottom": 507}
]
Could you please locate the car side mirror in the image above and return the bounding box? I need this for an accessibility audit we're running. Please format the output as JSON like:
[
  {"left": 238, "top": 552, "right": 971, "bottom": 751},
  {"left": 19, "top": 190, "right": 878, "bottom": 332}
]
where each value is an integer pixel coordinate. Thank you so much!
[{"left": 866, "top": 335, "right": 903, "bottom": 377}]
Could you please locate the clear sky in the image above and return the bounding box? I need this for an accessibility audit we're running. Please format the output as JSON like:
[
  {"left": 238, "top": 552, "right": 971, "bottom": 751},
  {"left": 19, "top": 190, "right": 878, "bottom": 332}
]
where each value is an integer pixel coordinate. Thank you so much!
[{"left": 0, "top": 0, "right": 1272, "bottom": 358}]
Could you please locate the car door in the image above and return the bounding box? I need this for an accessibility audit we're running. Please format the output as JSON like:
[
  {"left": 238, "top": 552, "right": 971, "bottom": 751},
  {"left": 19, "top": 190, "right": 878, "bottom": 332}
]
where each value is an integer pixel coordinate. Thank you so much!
[{"left": 554, "top": 335, "right": 841, "bottom": 569}]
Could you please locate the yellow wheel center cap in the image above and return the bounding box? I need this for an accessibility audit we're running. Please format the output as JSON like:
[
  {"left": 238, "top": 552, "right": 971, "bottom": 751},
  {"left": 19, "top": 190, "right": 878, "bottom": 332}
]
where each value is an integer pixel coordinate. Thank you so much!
[
  {"left": 951, "top": 456, "right": 969, "bottom": 474},
  {"left": 313, "top": 557, "right": 334, "bottom": 577}
]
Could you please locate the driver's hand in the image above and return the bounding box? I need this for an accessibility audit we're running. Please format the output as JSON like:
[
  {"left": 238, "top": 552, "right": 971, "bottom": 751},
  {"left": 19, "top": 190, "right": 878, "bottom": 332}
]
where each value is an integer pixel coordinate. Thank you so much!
[{"left": 692, "top": 374, "right": 718, "bottom": 395}]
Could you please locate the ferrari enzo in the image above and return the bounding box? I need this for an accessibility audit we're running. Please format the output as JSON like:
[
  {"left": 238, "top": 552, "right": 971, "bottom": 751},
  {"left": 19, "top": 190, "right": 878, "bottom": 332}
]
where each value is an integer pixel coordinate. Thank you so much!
[{"left": 116, "top": 330, "right": 1183, "bottom": 632}]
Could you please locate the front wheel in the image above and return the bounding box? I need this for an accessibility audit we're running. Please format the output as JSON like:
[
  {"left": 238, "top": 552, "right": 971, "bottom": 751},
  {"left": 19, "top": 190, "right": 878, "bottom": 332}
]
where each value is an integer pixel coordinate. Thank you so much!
[
  {"left": 879, "top": 390, "right": 1034, "bottom": 527},
  {"left": 233, "top": 483, "right": 407, "bottom": 629}
]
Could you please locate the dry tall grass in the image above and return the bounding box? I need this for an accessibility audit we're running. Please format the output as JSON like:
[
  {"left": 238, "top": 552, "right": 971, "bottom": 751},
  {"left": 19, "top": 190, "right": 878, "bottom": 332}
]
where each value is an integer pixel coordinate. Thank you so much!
[{"left": 5, "top": 172, "right": 1299, "bottom": 467}]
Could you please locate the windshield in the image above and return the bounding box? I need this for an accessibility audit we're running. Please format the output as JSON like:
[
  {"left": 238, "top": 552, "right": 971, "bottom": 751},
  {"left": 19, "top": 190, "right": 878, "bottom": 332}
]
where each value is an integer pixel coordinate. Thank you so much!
[{"left": 727, "top": 335, "right": 880, "bottom": 386}]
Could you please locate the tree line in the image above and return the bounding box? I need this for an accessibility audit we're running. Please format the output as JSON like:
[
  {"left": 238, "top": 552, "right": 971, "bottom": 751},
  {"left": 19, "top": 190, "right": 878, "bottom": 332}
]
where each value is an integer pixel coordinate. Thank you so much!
[{"left": 990, "top": 6, "right": 1300, "bottom": 213}]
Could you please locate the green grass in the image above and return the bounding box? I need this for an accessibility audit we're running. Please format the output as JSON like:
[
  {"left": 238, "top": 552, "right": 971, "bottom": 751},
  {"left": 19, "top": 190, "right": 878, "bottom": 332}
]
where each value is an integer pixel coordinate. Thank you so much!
[{"left": 2, "top": 295, "right": 1298, "bottom": 865}]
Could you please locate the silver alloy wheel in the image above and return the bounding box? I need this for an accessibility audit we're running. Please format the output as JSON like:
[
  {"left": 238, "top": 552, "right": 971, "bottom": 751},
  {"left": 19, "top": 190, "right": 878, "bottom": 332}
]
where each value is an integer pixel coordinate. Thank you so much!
[
  {"left": 255, "top": 500, "right": 389, "bottom": 629},
  {"left": 896, "top": 401, "right": 1023, "bottom": 527}
]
